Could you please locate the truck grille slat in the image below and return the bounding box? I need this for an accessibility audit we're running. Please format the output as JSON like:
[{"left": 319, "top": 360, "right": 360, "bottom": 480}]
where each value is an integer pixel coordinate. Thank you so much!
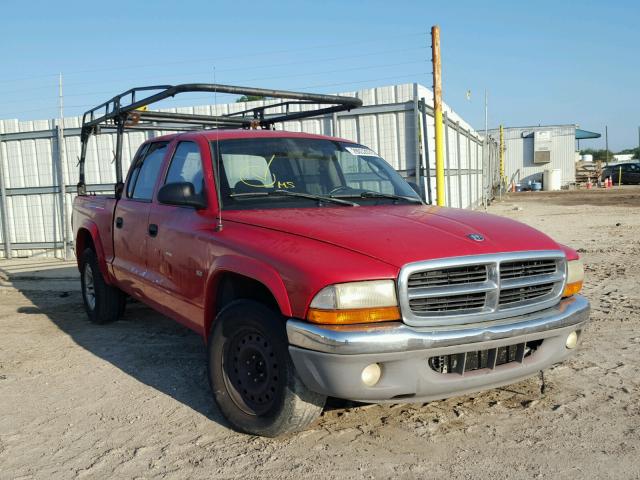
[
  {"left": 500, "top": 259, "right": 557, "bottom": 279},
  {"left": 400, "top": 252, "right": 566, "bottom": 326},
  {"left": 407, "top": 265, "right": 487, "bottom": 288},
  {"left": 409, "top": 292, "right": 486, "bottom": 312}
]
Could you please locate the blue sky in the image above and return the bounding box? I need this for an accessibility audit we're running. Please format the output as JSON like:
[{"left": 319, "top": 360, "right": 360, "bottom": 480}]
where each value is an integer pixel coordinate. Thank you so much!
[{"left": 2, "top": 0, "right": 638, "bottom": 150}]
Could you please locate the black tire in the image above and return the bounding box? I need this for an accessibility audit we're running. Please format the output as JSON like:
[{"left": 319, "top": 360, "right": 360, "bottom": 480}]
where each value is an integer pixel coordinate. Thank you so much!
[
  {"left": 208, "top": 300, "right": 326, "bottom": 437},
  {"left": 80, "top": 248, "right": 125, "bottom": 324}
]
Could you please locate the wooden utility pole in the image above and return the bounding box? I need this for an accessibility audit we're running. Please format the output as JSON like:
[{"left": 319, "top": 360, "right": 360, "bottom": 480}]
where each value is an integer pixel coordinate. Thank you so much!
[{"left": 431, "top": 25, "right": 445, "bottom": 206}]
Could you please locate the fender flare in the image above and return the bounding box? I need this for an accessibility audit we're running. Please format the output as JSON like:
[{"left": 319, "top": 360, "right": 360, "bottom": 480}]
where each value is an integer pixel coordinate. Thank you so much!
[
  {"left": 204, "top": 254, "right": 292, "bottom": 335},
  {"left": 75, "top": 220, "right": 113, "bottom": 284}
]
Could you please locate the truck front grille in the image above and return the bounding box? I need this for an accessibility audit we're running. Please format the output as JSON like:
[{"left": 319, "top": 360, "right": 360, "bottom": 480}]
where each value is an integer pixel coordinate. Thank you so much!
[
  {"left": 399, "top": 251, "right": 566, "bottom": 327},
  {"left": 409, "top": 291, "right": 486, "bottom": 312},
  {"left": 428, "top": 339, "right": 544, "bottom": 375}
]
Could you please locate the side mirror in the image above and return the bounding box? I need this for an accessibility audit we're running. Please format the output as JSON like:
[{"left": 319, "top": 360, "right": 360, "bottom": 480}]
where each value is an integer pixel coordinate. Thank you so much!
[{"left": 158, "top": 182, "right": 207, "bottom": 209}]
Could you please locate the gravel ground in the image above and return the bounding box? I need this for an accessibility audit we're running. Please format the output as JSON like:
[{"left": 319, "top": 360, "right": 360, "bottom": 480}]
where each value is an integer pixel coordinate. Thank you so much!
[{"left": 1, "top": 187, "right": 639, "bottom": 479}]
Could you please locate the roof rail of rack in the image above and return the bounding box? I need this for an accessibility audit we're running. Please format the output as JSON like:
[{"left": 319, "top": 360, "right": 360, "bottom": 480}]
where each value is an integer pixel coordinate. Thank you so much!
[{"left": 77, "top": 83, "right": 362, "bottom": 195}]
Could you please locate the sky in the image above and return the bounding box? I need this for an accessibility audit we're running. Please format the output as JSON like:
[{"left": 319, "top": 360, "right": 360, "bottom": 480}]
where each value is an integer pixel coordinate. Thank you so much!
[{"left": 1, "top": 0, "right": 638, "bottom": 151}]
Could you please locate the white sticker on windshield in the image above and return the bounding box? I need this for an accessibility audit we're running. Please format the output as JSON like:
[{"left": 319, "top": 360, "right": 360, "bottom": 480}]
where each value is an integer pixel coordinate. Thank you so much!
[{"left": 345, "top": 146, "right": 378, "bottom": 157}]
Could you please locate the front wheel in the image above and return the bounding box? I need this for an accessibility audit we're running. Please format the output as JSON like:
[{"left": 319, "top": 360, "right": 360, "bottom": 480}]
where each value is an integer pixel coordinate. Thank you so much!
[{"left": 208, "top": 300, "right": 326, "bottom": 437}]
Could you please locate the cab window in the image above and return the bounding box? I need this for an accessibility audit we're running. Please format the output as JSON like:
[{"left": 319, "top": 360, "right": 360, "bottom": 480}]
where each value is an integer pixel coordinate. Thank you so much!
[
  {"left": 128, "top": 142, "right": 169, "bottom": 201},
  {"left": 164, "top": 142, "right": 204, "bottom": 195}
]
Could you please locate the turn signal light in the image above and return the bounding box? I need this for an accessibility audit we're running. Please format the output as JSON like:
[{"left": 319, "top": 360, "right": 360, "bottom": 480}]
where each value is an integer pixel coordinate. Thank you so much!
[
  {"left": 307, "top": 306, "right": 401, "bottom": 325},
  {"left": 563, "top": 259, "right": 584, "bottom": 297},
  {"left": 562, "top": 280, "right": 583, "bottom": 298}
]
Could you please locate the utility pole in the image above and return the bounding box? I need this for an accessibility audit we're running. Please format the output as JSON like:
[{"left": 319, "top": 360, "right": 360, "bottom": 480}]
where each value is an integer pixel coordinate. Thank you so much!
[
  {"left": 431, "top": 25, "right": 445, "bottom": 207},
  {"left": 56, "top": 73, "right": 70, "bottom": 260},
  {"left": 484, "top": 90, "right": 488, "bottom": 141}
]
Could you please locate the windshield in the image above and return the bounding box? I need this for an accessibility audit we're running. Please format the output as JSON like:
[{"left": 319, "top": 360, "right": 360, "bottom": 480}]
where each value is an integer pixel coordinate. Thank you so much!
[{"left": 212, "top": 137, "right": 421, "bottom": 209}]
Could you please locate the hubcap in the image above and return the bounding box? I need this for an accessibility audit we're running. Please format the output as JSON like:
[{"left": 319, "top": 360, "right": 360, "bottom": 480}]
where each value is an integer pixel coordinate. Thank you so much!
[
  {"left": 83, "top": 263, "right": 96, "bottom": 311},
  {"left": 223, "top": 329, "right": 280, "bottom": 416}
]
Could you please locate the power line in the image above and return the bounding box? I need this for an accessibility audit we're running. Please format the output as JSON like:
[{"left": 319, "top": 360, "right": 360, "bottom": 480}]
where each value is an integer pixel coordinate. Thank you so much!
[
  {"left": 0, "top": 60, "right": 421, "bottom": 108},
  {"left": 0, "top": 32, "right": 426, "bottom": 84},
  {"left": 0, "top": 73, "right": 429, "bottom": 119}
]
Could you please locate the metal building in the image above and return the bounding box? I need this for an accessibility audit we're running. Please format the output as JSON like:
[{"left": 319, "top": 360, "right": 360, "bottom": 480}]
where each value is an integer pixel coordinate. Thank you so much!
[
  {"left": 488, "top": 124, "right": 600, "bottom": 187},
  {"left": 0, "top": 83, "right": 498, "bottom": 259}
]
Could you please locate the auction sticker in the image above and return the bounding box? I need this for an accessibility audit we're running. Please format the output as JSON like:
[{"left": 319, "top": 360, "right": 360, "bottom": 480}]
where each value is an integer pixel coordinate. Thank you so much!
[{"left": 345, "top": 146, "right": 378, "bottom": 157}]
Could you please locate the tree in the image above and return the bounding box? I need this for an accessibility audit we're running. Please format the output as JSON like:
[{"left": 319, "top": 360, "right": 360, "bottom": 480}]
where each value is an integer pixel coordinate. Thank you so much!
[
  {"left": 236, "top": 95, "right": 266, "bottom": 103},
  {"left": 617, "top": 147, "right": 640, "bottom": 159}
]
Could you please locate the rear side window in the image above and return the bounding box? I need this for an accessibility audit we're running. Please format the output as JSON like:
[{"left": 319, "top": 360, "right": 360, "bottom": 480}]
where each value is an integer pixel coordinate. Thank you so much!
[
  {"left": 165, "top": 142, "right": 204, "bottom": 195},
  {"left": 128, "top": 142, "right": 168, "bottom": 200}
]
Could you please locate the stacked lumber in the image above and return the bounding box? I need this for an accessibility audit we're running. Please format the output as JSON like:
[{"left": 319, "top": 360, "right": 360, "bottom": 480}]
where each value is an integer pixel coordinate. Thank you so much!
[{"left": 575, "top": 160, "right": 602, "bottom": 184}]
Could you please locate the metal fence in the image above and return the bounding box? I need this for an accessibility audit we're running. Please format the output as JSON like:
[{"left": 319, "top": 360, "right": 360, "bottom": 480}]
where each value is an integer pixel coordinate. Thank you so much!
[{"left": 0, "top": 83, "right": 499, "bottom": 259}]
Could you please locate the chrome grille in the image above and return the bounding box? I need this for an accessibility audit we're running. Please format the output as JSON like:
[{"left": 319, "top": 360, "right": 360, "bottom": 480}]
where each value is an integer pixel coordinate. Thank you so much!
[
  {"left": 500, "top": 259, "right": 557, "bottom": 279},
  {"left": 398, "top": 251, "right": 567, "bottom": 327},
  {"left": 499, "top": 282, "right": 555, "bottom": 306},
  {"left": 409, "top": 291, "right": 486, "bottom": 312},
  {"left": 408, "top": 265, "right": 487, "bottom": 288}
]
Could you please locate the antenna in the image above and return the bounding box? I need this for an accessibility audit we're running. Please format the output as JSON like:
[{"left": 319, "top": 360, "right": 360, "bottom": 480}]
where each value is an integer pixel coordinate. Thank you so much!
[{"left": 213, "top": 68, "right": 224, "bottom": 232}]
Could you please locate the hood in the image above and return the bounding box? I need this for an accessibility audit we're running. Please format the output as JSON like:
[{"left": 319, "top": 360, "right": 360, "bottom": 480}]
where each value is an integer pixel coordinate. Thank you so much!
[{"left": 224, "top": 205, "right": 563, "bottom": 268}]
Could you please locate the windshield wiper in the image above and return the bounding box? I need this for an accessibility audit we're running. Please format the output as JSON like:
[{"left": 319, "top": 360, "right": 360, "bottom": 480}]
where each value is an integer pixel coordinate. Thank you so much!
[
  {"left": 229, "top": 189, "right": 359, "bottom": 206},
  {"left": 331, "top": 191, "right": 423, "bottom": 204}
]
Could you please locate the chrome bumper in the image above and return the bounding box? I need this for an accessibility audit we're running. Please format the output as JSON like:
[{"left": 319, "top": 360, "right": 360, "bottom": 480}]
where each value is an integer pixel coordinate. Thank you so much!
[{"left": 287, "top": 295, "right": 590, "bottom": 355}]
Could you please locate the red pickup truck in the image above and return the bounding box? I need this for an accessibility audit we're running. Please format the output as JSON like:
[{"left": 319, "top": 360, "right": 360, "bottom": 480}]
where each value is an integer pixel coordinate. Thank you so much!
[{"left": 72, "top": 85, "right": 589, "bottom": 436}]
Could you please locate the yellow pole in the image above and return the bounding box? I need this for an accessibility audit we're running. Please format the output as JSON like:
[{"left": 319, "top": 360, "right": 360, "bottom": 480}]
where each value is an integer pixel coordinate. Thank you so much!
[
  {"left": 619, "top": 166, "right": 622, "bottom": 186},
  {"left": 431, "top": 25, "right": 445, "bottom": 206}
]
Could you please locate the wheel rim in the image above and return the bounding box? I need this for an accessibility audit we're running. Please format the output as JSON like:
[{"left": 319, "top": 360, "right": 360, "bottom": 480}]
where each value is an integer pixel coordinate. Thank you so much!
[
  {"left": 223, "top": 328, "right": 280, "bottom": 416},
  {"left": 83, "top": 263, "right": 96, "bottom": 311}
]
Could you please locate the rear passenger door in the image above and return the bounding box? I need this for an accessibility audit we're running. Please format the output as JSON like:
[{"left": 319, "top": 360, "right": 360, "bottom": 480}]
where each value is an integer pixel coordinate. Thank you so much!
[
  {"left": 112, "top": 141, "right": 169, "bottom": 297},
  {"left": 146, "top": 141, "right": 210, "bottom": 331}
]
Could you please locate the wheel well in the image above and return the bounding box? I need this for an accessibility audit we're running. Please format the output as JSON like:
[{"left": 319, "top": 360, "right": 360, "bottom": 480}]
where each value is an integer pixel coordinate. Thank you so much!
[
  {"left": 75, "top": 229, "right": 95, "bottom": 259},
  {"left": 206, "top": 272, "right": 281, "bottom": 337}
]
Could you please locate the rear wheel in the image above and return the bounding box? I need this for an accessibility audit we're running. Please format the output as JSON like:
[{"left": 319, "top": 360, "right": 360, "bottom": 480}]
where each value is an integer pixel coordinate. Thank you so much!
[
  {"left": 80, "top": 248, "right": 125, "bottom": 324},
  {"left": 208, "top": 300, "right": 326, "bottom": 437}
]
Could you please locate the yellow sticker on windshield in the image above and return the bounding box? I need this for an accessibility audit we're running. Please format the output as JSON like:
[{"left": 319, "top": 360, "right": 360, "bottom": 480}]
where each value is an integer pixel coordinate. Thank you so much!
[{"left": 240, "top": 154, "right": 276, "bottom": 188}]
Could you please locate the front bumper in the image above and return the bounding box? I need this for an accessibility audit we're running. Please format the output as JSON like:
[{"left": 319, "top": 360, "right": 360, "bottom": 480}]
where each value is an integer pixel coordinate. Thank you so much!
[{"left": 287, "top": 295, "right": 590, "bottom": 402}]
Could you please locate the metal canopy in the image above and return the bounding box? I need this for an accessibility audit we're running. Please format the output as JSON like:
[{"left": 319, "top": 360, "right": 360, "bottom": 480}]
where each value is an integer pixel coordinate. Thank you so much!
[
  {"left": 77, "top": 83, "right": 363, "bottom": 195},
  {"left": 575, "top": 129, "right": 601, "bottom": 140}
]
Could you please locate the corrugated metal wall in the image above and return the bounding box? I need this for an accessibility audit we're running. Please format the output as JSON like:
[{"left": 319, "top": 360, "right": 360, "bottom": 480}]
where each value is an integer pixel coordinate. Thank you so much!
[
  {"left": 489, "top": 125, "right": 577, "bottom": 187},
  {"left": 0, "top": 83, "right": 497, "bottom": 259}
]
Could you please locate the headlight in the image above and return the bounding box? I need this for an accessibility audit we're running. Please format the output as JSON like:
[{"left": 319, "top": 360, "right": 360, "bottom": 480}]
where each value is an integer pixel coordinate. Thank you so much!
[
  {"left": 563, "top": 259, "right": 584, "bottom": 297},
  {"left": 307, "top": 280, "right": 400, "bottom": 324}
]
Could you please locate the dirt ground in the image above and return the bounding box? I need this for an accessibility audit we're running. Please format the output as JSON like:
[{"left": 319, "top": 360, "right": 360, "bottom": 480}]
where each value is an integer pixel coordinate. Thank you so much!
[{"left": 1, "top": 187, "right": 639, "bottom": 479}]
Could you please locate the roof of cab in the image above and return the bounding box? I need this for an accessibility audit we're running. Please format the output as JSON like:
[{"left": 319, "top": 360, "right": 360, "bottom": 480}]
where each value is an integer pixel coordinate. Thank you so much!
[{"left": 151, "top": 129, "right": 352, "bottom": 144}]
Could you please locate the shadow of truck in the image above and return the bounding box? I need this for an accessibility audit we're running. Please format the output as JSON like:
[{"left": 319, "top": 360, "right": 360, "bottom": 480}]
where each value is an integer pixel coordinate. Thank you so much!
[{"left": 2, "top": 261, "right": 228, "bottom": 428}]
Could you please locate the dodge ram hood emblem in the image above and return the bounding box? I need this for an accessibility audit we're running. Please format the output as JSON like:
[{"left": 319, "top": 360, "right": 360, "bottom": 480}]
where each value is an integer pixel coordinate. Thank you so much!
[{"left": 467, "top": 233, "right": 485, "bottom": 242}]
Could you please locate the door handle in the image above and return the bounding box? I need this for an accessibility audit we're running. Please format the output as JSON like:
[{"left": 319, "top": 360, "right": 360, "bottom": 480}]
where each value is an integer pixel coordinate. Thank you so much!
[
  {"left": 148, "top": 224, "right": 159, "bottom": 237},
  {"left": 115, "top": 217, "right": 123, "bottom": 229}
]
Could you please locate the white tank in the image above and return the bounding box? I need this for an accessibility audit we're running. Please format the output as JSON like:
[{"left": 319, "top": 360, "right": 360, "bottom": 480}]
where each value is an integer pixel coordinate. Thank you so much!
[
  {"left": 543, "top": 169, "right": 562, "bottom": 191},
  {"left": 582, "top": 154, "right": 593, "bottom": 162}
]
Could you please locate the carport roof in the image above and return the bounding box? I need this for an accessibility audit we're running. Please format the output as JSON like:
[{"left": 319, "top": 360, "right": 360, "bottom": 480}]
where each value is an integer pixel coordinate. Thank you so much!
[{"left": 576, "top": 129, "right": 601, "bottom": 140}]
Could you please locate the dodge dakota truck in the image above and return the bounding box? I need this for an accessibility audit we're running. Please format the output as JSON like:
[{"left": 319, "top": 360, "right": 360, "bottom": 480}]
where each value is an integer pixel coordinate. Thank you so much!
[{"left": 72, "top": 84, "right": 589, "bottom": 436}]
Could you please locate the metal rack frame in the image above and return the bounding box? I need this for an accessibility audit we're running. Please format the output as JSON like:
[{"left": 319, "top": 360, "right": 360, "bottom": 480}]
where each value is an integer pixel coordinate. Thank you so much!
[{"left": 78, "top": 83, "right": 362, "bottom": 195}]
